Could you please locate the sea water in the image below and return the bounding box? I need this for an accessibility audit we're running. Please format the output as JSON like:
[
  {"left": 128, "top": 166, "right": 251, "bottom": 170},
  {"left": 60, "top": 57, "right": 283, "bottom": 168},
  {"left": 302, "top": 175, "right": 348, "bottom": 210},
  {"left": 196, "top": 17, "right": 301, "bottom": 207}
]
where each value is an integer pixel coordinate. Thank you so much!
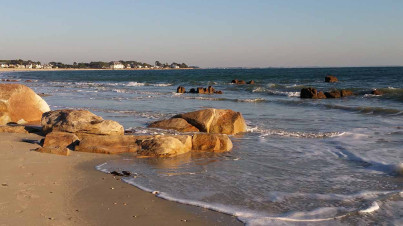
[{"left": 2, "top": 67, "right": 403, "bottom": 225}]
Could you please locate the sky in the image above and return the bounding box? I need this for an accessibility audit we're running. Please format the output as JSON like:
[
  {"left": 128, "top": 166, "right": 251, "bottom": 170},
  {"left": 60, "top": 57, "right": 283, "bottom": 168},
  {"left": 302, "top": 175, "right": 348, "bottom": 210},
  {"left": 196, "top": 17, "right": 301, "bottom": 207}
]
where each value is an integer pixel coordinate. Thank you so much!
[{"left": 0, "top": 0, "right": 402, "bottom": 67}]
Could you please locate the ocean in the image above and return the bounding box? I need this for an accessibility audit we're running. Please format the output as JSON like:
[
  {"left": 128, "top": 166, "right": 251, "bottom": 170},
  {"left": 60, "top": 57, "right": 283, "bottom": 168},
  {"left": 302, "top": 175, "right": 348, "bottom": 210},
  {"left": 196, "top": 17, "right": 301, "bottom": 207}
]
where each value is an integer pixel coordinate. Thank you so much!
[{"left": 2, "top": 67, "right": 403, "bottom": 225}]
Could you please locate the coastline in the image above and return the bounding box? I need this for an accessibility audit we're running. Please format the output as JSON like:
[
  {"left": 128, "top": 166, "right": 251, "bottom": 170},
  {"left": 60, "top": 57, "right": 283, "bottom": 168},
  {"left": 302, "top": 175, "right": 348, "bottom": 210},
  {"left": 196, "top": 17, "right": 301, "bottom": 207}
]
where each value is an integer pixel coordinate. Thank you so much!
[
  {"left": 0, "top": 132, "right": 241, "bottom": 225},
  {"left": 0, "top": 68, "right": 195, "bottom": 72}
]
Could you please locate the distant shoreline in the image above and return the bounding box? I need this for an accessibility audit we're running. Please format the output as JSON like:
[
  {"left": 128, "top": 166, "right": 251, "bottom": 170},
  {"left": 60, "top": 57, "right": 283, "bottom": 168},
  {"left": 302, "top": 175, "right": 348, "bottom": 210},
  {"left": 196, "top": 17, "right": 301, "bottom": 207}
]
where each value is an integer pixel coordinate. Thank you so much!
[{"left": 0, "top": 68, "right": 195, "bottom": 72}]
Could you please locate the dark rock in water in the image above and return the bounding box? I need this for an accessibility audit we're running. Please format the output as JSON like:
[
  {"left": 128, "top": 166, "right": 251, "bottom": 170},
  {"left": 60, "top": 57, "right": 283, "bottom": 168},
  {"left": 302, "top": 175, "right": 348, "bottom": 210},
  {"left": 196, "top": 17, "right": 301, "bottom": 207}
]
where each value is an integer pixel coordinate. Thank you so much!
[
  {"left": 371, "top": 89, "right": 383, "bottom": 95},
  {"left": 207, "top": 86, "right": 215, "bottom": 93},
  {"left": 196, "top": 87, "right": 205, "bottom": 94},
  {"left": 247, "top": 80, "right": 255, "bottom": 85},
  {"left": 122, "top": 171, "right": 131, "bottom": 176},
  {"left": 110, "top": 171, "right": 124, "bottom": 176},
  {"left": 231, "top": 79, "right": 246, "bottom": 85},
  {"left": 317, "top": 91, "right": 327, "bottom": 99},
  {"left": 25, "top": 80, "right": 34, "bottom": 83},
  {"left": 301, "top": 88, "right": 317, "bottom": 98},
  {"left": 176, "top": 86, "right": 186, "bottom": 93},
  {"left": 325, "top": 89, "right": 353, "bottom": 98},
  {"left": 325, "top": 90, "right": 341, "bottom": 98},
  {"left": 185, "top": 86, "right": 222, "bottom": 94},
  {"left": 340, "top": 89, "right": 353, "bottom": 97},
  {"left": 325, "top": 75, "right": 338, "bottom": 83}
]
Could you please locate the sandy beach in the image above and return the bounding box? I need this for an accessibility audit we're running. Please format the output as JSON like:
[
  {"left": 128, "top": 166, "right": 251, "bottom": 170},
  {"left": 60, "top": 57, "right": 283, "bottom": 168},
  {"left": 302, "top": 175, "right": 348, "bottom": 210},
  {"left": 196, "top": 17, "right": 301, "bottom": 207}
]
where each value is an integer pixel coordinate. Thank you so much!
[{"left": 0, "top": 132, "right": 241, "bottom": 226}]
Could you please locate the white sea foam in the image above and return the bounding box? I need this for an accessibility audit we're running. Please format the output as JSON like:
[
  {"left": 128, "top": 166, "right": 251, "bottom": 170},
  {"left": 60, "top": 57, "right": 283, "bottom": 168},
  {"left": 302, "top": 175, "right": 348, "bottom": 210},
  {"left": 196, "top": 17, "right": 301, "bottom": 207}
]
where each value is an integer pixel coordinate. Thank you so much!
[
  {"left": 247, "top": 126, "right": 345, "bottom": 139},
  {"left": 126, "top": 82, "right": 145, "bottom": 86},
  {"left": 152, "top": 83, "right": 172, "bottom": 87},
  {"left": 359, "top": 201, "right": 380, "bottom": 214}
]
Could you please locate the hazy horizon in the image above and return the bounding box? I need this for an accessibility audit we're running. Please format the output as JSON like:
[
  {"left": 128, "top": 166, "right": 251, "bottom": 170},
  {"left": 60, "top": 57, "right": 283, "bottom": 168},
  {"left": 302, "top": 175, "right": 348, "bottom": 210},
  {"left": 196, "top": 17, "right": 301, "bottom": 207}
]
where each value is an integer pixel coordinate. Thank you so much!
[{"left": 1, "top": 0, "right": 402, "bottom": 68}]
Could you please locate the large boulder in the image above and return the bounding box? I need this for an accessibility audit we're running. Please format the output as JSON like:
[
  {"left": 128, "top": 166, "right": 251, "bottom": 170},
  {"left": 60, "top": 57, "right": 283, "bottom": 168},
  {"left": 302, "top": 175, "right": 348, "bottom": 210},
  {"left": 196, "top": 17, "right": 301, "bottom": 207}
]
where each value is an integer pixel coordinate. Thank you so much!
[
  {"left": 177, "top": 86, "right": 186, "bottom": 93},
  {"left": 325, "top": 75, "right": 338, "bottom": 83},
  {"left": 0, "top": 84, "right": 50, "bottom": 125},
  {"left": 41, "top": 109, "right": 124, "bottom": 135},
  {"left": 137, "top": 135, "right": 192, "bottom": 157},
  {"left": 174, "top": 108, "right": 247, "bottom": 135},
  {"left": 231, "top": 79, "right": 246, "bottom": 85},
  {"left": 149, "top": 118, "right": 199, "bottom": 132},
  {"left": 192, "top": 134, "right": 233, "bottom": 152},
  {"left": 75, "top": 134, "right": 148, "bottom": 154},
  {"left": 324, "top": 90, "right": 341, "bottom": 98}
]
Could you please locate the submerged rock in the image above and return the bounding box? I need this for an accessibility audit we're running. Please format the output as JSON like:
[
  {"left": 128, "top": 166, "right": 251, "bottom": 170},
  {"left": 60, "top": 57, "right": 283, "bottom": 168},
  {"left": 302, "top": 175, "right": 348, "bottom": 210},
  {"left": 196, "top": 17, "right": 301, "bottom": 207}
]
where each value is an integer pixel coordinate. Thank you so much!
[
  {"left": 192, "top": 133, "right": 233, "bottom": 152},
  {"left": 325, "top": 89, "right": 354, "bottom": 98},
  {"left": 247, "top": 80, "right": 255, "bottom": 85},
  {"left": 0, "top": 84, "right": 50, "bottom": 125},
  {"left": 41, "top": 109, "right": 124, "bottom": 135},
  {"left": 371, "top": 89, "right": 383, "bottom": 95},
  {"left": 325, "top": 75, "right": 338, "bottom": 83},
  {"left": 231, "top": 79, "right": 246, "bottom": 85}
]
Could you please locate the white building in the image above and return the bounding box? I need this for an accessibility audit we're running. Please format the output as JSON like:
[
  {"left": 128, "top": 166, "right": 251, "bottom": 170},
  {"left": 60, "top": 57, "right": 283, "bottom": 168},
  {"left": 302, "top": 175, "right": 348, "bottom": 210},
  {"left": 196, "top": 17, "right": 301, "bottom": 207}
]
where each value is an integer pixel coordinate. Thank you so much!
[
  {"left": 110, "top": 61, "right": 124, "bottom": 69},
  {"left": 126, "top": 64, "right": 131, "bottom": 69},
  {"left": 34, "top": 64, "right": 42, "bottom": 69},
  {"left": 0, "top": 62, "right": 8, "bottom": 68}
]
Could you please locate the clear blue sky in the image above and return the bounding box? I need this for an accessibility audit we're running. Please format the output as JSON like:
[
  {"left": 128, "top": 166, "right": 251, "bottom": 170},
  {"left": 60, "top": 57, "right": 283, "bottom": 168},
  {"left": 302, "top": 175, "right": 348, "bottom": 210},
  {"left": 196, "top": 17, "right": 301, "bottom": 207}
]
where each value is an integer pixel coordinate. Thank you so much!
[{"left": 0, "top": 0, "right": 402, "bottom": 67}]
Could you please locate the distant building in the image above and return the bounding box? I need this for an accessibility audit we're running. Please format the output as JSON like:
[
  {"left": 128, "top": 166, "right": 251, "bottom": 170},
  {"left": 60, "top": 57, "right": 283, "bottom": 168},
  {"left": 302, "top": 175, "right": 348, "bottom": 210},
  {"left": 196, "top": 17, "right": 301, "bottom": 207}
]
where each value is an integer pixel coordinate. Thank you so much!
[
  {"left": 16, "top": 64, "right": 26, "bottom": 69},
  {"left": 126, "top": 64, "right": 131, "bottom": 69},
  {"left": 34, "top": 64, "right": 42, "bottom": 69},
  {"left": 136, "top": 65, "right": 143, "bottom": 69},
  {"left": 25, "top": 64, "right": 33, "bottom": 69},
  {"left": 43, "top": 64, "right": 52, "bottom": 69},
  {"left": 110, "top": 61, "right": 124, "bottom": 69},
  {"left": 0, "top": 62, "right": 8, "bottom": 68},
  {"left": 171, "top": 63, "right": 180, "bottom": 69}
]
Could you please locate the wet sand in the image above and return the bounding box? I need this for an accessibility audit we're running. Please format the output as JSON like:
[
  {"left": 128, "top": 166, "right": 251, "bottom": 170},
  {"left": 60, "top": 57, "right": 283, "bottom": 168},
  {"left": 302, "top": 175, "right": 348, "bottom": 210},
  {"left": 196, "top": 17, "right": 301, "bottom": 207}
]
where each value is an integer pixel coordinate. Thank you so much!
[{"left": 0, "top": 133, "right": 241, "bottom": 225}]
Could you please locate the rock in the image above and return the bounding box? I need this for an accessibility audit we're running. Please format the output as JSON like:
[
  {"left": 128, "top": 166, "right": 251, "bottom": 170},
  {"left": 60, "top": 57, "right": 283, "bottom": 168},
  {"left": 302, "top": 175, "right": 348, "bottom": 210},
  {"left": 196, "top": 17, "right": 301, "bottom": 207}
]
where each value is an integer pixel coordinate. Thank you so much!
[
  {"left": 176, "top": 86, "right": 186, "bottom": 93},
  {"left": 25, "top": 80, "right": 34, "bottom": 83},
  {"left": 189, "top": 88, "right": 197, "bottom": 93},
  {"left": 317, "top": 91, "right": 327, "bottom": 99},
  {"left": 247, "top": 80, "right": 255, "bottom": 85},
  {"left": 324, "top": 89, "right": 353, "bottom": 98},
  {"left": 41, "top": 109, "right": 124, "bottom": 135},
  {"left": 42, "top": 132, "right": 79, "bottom": 150},
  {"left": 149, "top": 118, "right": 199, "bottom": 132},
  {"left": 214, "top": 90, "right": 223, "bottom": 94},
  {"left": 231, "top": 79, "right": 246, "bottom": 85},
  {"left": 324, "top": 90, "right": 341, "bottom": 98},
  {"left": 75, "top": 134, "right": 148, "bottom": 154},
  {"left": 340, "top": 89, "right": 353, "bottom": 97},
  {"left": 175, "top": 108, "right": 247, "bottom": 135},
  {"left": 371, "top": 89, "right": 383, "bottom": 95},
  {"left": 192, "top": 134, "right": 233, "bottom": 152},
  {"left": 0, "top": 84, "right": 50, "bottom": 125},
  {"left": 0, "top": 125, "right": 29, "bottom": 134},
  {"left": 137, "top": 135, "right": 192, "bottom": 157},
  {"left": 197, "top": 87, "right": 206, "bottom": 94},
  {"left": 207, "top": 86, "right": 215, "bottom": 94},
  {"left": 36, "top": 147, "right": 71, "bottom": 156},
  {"left": 300, "top": 87, "right": 317, "bottom": 98},
  {"left": 325, "top": 75, "right": 338, "bottom": 83}
]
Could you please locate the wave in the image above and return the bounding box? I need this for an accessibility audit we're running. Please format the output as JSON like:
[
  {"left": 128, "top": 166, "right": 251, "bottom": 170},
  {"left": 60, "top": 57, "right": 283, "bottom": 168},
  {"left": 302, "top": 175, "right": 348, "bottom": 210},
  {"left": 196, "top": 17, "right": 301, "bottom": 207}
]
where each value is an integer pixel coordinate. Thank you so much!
[
  {"left": 323, "top": 104, "right": 403, "bottom": 116},
  {"left": 95, "top": 164, "right": 395, "bottom": 225},
  {"left": 252, "top": 87, "right": 300, "bottom": 97},
  {"left": 126, "top": 82, "right": 145, "bottom": 86},
  {"left": 247, "top": 126, "right": 344, "bottom": 139}
]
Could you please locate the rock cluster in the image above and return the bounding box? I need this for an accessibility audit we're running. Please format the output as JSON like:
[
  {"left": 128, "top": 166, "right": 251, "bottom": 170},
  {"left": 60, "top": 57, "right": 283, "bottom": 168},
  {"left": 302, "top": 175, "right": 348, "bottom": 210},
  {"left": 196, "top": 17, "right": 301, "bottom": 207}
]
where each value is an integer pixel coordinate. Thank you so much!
[
  {"left": 371, "top": 89, "right": 383, "bottom": 95},
  {"left": 35, "top": 109, "right": 237, "bottom": 157},
  {"left": 231, "top": 79, "right": 255, "bottom": 85},
  {"left": 176, "top": 86, "right": 223, "bottom": 94},
  {"left": 300, "top": 87, "right": 353, "bottom": 99},
  {"left": 149, "top": 108, "right": 247, "bottom": 135},
  {"left": 0, "top": 84, "right": 50, "bottom": 125},
  {"left": 325, "top": 75, "right": 338, "bottom": 83}
]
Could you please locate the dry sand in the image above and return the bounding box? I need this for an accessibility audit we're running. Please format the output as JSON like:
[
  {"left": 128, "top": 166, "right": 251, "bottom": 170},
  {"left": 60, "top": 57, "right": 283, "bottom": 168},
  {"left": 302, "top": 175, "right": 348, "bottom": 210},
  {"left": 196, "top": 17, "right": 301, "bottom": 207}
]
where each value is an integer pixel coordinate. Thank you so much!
[{"left": 0, "top": 133, "right": 242, "bottom": 226}]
